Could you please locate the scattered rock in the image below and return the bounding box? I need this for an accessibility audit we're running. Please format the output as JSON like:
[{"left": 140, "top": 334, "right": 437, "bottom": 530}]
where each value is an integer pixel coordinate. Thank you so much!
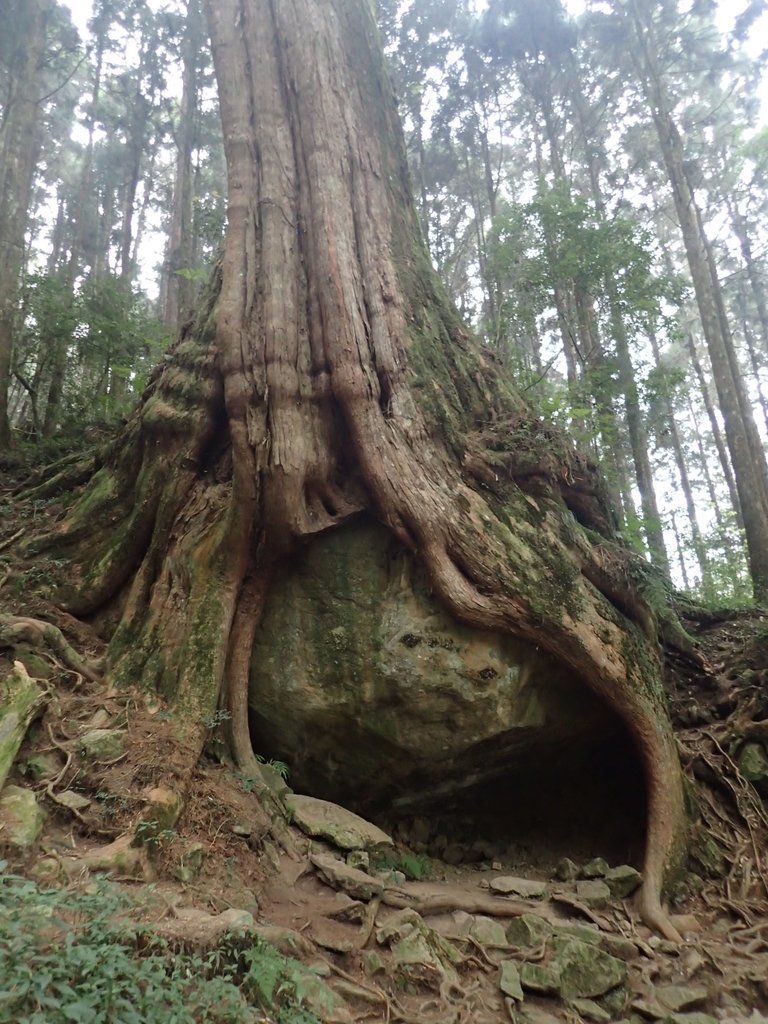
[
  {"left": 669, "top": 1015, "right": 717, "bottom": 1024},
  {"left": 362, "top": 951, "right": 385, "bottom": 976},
  {"left": 600, "top": 933, "right": 639, "bottom": 960},
  {"left": 287, "top": 794, "right": 393, "bottom": 851},
  {"left": 553, "top": 922, "right": 601, "bottom": 945},
  {"left": 0, "top": 785, "right": 43, "bottom": 849},
  {"left": 575, "top": 879, "right": 611, "bottom": 908},
  {"left": 550, "top": 936, "right": 627, "bottom": 1000},
  {"left": 84, "top": 708, "right": 111, "bottom": 730},
  {"left": 311, "top": 852, "right": 383, "bottom": 900},
  {"left": 374, "top": 868, "right": 406, "bottom": 886},
  {"left": 231, "top": 823, "right": 252, "bottom": 838},
  {"left": 631, "top": 997, "right": 665, "bottom": 1019},
  {"left": 506, "top": 913, "right": 553, "bottom": 948},
  {"left": 144, "top": 786, "right": 184, "bottom": 828},
  {"left": 18, "top": 752, "right": 60, "bottom": 782},
  {"left": 581, "top": 857, "right": 610, "bottom": 879},
  {"left": 377, "top": 909, "right": 462, "bottom": 986},
  {"left": 738, "top": 743, "right": 768, "bottom": 787},
  {"left": 470, "top": 916, "right": 507, "bottom": 947},
  {"left": 605, "top": 864, "right": 642, "bottom": 899},
  {"left": 499, "top": 960, "right": 524, "bottom": 1000},
  {"left": 490, "top": 875, "right": 547, "bottom": 898},
  {"left": 0, "top": 662, "right": 47, "bottom": 791},
  {"left": 520, "top": 961, "right": 561, "bottom": 995},
  {"left": 657, "top": 984, "right": 708, "bottom": 1013},
  {"left": 50, "top": 789, "right": 91, "bottom": 812},
  {"left": 347, "top": 850, "right": 369, "bottom": 872},
  {"left": 311, "top": 919, "right": 356, "bottom": 954},
  {"left": 77, "top": 728, "right": 125, "bottom": 762},
  {"left": 571, "top": 997, "right": 611, "bottom": 1022},
  {"left": 555, "top": 857, "right": 580, "bottom": 881},
  {"left": 216, "top": 908, "right": 255, "bottom": 931}
]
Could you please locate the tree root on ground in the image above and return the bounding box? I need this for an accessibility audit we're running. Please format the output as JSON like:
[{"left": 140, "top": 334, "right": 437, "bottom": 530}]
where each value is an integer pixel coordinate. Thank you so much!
[{"left": 0, "top": 614, "right": 102, "bottom": 683}]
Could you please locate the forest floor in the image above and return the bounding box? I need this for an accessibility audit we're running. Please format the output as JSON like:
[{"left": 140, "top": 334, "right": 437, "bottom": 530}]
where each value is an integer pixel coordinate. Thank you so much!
[{"left": 2, "top": 450, "right": 768, "bottom": 1024}]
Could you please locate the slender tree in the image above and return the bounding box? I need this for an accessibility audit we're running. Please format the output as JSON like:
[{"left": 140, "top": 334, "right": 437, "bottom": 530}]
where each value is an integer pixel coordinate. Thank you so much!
[{"left": 0, "top": 0, "right": 51, "bottom": 446}]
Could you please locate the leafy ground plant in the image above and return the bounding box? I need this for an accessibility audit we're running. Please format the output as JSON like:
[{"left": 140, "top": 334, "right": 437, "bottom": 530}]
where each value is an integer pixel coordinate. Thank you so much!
[{"left": 0, "top": 865, "right": 320, "bottom": 1024}]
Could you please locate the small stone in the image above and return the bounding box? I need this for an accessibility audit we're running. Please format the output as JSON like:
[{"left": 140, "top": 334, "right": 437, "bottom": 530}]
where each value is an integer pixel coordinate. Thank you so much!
[
  {"left": 571, "top": 998, "right": 611, "bottom": 1022},
  {"left": 374, "top": 868, "right": 406, "bottom": 886},
  {"left": 287, "top": 794, "right": 393, "bottom": 851},
  {"left": 669, "top": 1015, "right": 717, "bottom": 1024},
  {"left": 581, "top": 857, "right": 610, "bottom": 879},
  {"left": 550, "top": 937, "right": 627, "bottom": 1000},
  {"left": 78, "top": 729, "right": 125, "bottom": 762},
  {"left": 84, "top": 708, "right": 111, "bottom": 730},
  {"left": 555, "top": 857, "right": 580, "bottom": 881},
  {"left": 347, "top": 850, "right": 369, "bottom": 872},
  {"left": 499, "top": 960, "right": 524, "bottom": 1000},
  {"left": 738, "top": 742, "right": 768, "bottom": 784},
  {"left": 600, "top": 934, "right": 639, "bottom": 960},
  {"left": 506, "top": 913, "right": 552, "bottom": 948},
  {"left": 52, "top": 789, "right": 91, "bottom": 812},
  {"left": 656, "top": 985, "right": 708, "bottom": 1013},
  {"left": 605, "top": 865, "right": 643, "bottom": 899},
  {"left": 231, "top": 823, "right": 252, "bottom": 837},
  {"left": 20, "top": 753, "right": 61, "bottom": 781},
  {"left": 217, "top": 908, "right": 255, "bottom": 931},
  {"left": 553, "top": 922, "right": 601, "bottom": 945},
  {"left": 631, "top": 998, "right": 665, "bottom": 1019},
  {"left": 520, "top": 961, "right": 561, "bottom": 995},
  {"left": 309, "top": 960, "right": 331, "bottom": 977},
  {"left": 311, "top": 852, "right": 383, "bottom": 900},
  {"left": 599, "top": 984, "right": 629, "bottom": 1016},
  {"left": 575, "top": 879, "right": 611, "bottom": 908},
  {"left": 491, "top": 860, "right": 503, "bottom": 871},
  {"left": 311, "top": 919, "right": 355, "bottom": 954},
  {"left": 0, "top": 785, "right": 43, "bottom": 849},
  {"left": 490, "top": 875, "right": 547, "bottom": 898},
  {"left": 377, "top": 909, "right": 462, "bottom": 983},
  {"left": 470, "top": 916, "right": 507, "bottom": 947},
  {"left": 362, "top": 951, "right": 385, "bottom": 976}
]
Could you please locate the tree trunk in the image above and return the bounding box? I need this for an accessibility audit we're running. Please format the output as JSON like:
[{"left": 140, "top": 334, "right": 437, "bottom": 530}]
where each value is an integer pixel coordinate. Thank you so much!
[
  {"left": 161, "top": 0, "right": 204, "bottom": 334},
  {"left": 0, "top": 0, "right": 49, "bottom": 447},
  {"left": 32, "top": 0, "right": 688, "bottom": 940},
  {"left": 626, "top": 0, "right": 768, "bottom": 601}
]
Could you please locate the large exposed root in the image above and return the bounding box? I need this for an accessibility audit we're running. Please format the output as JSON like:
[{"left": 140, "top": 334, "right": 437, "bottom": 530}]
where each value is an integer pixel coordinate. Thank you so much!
[{"left": 0, "top": 614, "right": 102, "bottom": 683}]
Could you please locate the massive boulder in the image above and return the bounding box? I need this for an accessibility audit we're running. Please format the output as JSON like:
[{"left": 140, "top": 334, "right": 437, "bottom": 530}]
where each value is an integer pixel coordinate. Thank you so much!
[{"left": 250, "top": 520, "right": 645, "bottom": 858}]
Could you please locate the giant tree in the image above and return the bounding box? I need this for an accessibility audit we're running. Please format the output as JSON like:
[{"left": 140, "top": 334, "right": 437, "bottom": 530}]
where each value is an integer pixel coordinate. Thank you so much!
[{"left": 27, "top": 0, "right": 691, "bottom": 940}]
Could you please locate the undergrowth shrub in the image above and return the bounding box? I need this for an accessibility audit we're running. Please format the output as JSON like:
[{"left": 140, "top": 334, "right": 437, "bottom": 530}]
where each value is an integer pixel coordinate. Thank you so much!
[{"left": 0, "top": 865, "right": 321, "bottom": 1024}]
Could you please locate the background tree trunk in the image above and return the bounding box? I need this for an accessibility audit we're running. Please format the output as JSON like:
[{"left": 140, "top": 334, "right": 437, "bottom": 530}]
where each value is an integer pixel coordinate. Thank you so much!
[{"left": 0, "top": 0, "right": 50, "bottom": 446}]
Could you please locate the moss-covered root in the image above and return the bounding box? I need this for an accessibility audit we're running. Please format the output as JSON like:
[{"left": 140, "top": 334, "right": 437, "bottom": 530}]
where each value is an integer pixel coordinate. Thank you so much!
[
  {"left": 0, "top": 661, "right": 47, "bottom": 789},
  {"left": 0, "top": 614, "right": 102, "bottom": 683}
]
